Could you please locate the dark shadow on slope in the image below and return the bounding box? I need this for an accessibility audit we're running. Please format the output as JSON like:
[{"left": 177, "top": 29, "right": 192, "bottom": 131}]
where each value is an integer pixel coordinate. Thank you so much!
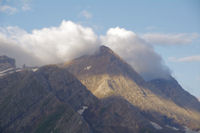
[{"left": 146, "top": 77, "right": 200, "bottom": 112}]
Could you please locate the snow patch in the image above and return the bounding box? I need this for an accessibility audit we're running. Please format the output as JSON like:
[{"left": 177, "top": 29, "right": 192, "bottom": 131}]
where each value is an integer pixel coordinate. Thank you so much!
[
  {"left": 166, "top": 125, "right": 179, "bottom": 131},
  {"left": 0, "top": 68, "right": 15, "bottom": 77},
  {"left": 32, "top": 68, "right": 38, "bottom": 72},
  {"left": 150, "top": 121, "right": 162, "bottom": 130},
  {"left": 0, "top": 68, "right": 14, "bottom": 74},
  {"left": 15, "top": 69, "right": 22, "bottom": 72},
  {"left": 77, "top": 106, "right": 88, "bottom": 115},
  {"left": 84, "top": 65, "right": 91, "bottom": 70}
]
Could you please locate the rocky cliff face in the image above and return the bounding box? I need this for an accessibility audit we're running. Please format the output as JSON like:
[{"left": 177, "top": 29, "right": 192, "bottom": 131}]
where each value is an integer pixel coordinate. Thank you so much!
[
  {"left": 64, "top": 45, "right": 200, "bottom": 132},
  {"left": 0, "top": 55, "right": 15, "bottom": 71}
]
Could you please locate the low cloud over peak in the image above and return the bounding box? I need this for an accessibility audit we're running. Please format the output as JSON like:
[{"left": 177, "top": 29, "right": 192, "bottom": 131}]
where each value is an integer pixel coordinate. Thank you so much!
[
  {"left": 0, "top": 20, "right": 172, "bottom": 80},
  {"left": 101, "top": 27, "right": 171, "bottom": 80}
]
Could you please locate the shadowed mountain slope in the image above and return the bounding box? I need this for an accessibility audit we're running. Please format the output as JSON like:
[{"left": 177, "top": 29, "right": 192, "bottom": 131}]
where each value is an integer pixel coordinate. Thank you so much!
[
  {"left": 147, "top": 77, "right": 200, "bottom": 112},
  {"left": 0, "top": 65, "right": 96, "bottom": 133}
]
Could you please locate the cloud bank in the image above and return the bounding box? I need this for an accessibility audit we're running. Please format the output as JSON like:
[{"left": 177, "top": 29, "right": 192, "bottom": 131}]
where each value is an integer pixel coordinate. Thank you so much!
[
  {"left": 0, "top": 20, "right": 172, "bottom": 80},
  {"left": 101, "top": 27, "right": 171, "bottom": 80},
  {"left": 169, "top": 55, "right": 200, "bottom": 62},
  {"left": 142, "top": 33, "right": 199, "bottom": 46}
]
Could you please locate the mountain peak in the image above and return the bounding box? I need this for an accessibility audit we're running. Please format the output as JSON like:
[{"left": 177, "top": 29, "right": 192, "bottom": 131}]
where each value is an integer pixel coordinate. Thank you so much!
[
  {"left": 64, "top": 45, "right": 145, "bottom": 85},
  {"left": 97, "top": 45, "right": 115, "bottom": 55}
]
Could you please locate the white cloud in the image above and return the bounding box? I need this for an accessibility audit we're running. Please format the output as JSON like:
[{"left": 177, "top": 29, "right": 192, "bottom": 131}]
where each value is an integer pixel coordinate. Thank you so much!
[
  {"left": 22, "top": 3, "right": 30, "bottom": 11},
  {"left": 101, "top": 27, "right": 171, "bottom": 80},
  {"left": 21, "top": 0, "right": 31, "bottom": 11},
  {"left": 0, "top": 20, "right": 99, "bottom": 66},
  {"left": 0, "top": 5, "right": 17, "bottom": 15},
  {"left": 169, "top": 55, "right": 200, "bottom": 62},
  {"left": 79, "top": 10, "right": 92, "bottom": 19},
  {"left": 0, "top": 21, "right": 172, "bottom": 80},
  {"left": 142, "top": 33, "right": 200, "bottom": 45}
]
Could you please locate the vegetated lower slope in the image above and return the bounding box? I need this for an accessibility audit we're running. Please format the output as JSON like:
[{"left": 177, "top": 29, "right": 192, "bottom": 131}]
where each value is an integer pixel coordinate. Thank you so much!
[
  {"left": 64, "top": 45, "right": 200, "bottom": 132},
  {"left": 0, "top": 65, "right": 96, "bottom": 133}
]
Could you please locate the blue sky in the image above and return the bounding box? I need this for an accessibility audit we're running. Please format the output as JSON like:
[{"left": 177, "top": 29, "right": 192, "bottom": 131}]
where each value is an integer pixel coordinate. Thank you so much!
[{"left": 0, "top": 0, "right": 200, "bottom": 98}]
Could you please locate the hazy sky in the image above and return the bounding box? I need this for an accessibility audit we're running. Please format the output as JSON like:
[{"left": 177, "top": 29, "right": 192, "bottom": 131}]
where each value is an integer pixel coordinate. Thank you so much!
[{"left": 0, "top": 0, "right": 200, "bottom": 98}]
